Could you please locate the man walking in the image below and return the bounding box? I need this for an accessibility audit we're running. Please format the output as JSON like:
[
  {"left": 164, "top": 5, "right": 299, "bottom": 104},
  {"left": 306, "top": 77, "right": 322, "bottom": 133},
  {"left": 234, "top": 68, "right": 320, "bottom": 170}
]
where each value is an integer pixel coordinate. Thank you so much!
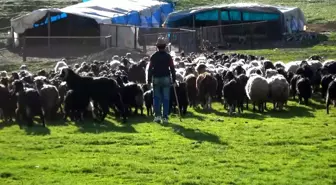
[{"left": 147, "top": 36, "right": 176, "bottom": 124}]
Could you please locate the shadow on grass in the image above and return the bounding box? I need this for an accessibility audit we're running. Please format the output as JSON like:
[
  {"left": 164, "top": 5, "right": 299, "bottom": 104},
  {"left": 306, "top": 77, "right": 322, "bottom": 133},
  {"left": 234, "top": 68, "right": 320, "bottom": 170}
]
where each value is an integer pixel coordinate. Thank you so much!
[
  {"left": 267, "top": 105, "right": 315, "bottom": 119},
  {"left": 163, "top": 122, "right": 225, "bottom": 145},
  {"left": 23, "top": 125, "right": 51, "bottom": 136},
  {"left": 74, "top": 119, "right": 137, "bottom": 134},
  {"left": 0, "top": 121, "right": 17, "bottom": 130}
]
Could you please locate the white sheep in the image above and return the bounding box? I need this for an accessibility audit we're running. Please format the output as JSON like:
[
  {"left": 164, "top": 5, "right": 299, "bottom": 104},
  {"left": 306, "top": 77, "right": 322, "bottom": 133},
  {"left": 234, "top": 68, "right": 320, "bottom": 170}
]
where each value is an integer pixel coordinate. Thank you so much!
[
  {"left": 265, "top": 69, "right": 279, "bottom": 78},
  {"left": 54, "top": 60, "right": 68, "bottom": 73},
  {"left": 110, "top": 60, "right": 121, "bottom": 69},
  {"left": 285, "top": 61, "right": 301, "bottom": 73},
  {"left": 0, "top": 71, "right": 8, "bottom": 78},
  {"left": 245, "top": 74, "right": 269, "bottom": 112},
  {"left": 267, "top": 74, "right": 290, "bottom": 110},
  {"left": 246, "top": 66, "right": 263, "bottom": 77}
]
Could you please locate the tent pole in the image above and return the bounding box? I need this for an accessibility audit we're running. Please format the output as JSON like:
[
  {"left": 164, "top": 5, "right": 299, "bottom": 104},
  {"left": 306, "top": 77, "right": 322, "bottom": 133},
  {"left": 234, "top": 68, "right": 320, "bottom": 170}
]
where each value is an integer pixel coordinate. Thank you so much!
[{"left": 47, "top": 11, "right": 51, "bottom": 49}]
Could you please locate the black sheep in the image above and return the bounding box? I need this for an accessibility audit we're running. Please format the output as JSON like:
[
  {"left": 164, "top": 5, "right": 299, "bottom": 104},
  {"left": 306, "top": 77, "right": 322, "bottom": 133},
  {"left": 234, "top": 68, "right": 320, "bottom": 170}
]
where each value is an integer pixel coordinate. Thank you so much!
[
  {"left": 185, "top": 74, "right": 197, "bottom": 108},
  {"left": 296, "top": 77, "right": 312, "bottom": 105},
  {"left": 12, "top": 80, "right": 45, "bottom": 127},
  {"left": 0, "top": 84, "right": 16, "bottom": 122},
  {"left": 237, "top": 74, "right": 249, "bottom": 110},
  {"left": 263, "top": 61, "right": 276, "bottom": 71},
  {"left": 322, "top": 61, "right": 336, "bottom": 75},
  {"left": 214, "top": 73, "right": 223, "bottom": 102},
  {"left": 63, "top": 89, "right": 91, "bottom": 121},
  {"left": 326, "top": 80, "right": 336, "bottom": 114},
  {"left": 223, "top": 78, "right": 239, "bottom": 115},
  {"left": 321, "top": 74, "right": 334, "bottom": 99},
  {"left": 312, "top": 69, "right": 322, "bottom": 93},
  {"left": 170, "top": 82, "right": 189, "bottom": 115},
  {"left": 290, "top": 74, "right": 301, "bottom": 100},
  {"left": 144, "top": 90, "right": 153, "bottom": 116},
  {"left": 59, "top": 68, "right": 126, "bottom": 122}
]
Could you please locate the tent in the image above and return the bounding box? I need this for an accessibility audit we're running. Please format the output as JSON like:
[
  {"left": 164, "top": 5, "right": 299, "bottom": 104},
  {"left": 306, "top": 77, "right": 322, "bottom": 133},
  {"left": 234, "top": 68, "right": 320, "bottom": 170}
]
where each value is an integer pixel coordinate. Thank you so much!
[
  {"left": 163, "top": 3, "right": 306, "bottom": 36},
  {"left": 11, "top": 0, "right": 175, "bottom": 35}
]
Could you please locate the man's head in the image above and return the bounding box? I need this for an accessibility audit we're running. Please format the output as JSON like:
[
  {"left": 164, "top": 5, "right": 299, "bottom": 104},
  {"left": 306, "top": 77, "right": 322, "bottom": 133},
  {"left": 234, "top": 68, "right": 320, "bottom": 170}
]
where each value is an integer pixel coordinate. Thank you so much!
[{"left": 156, "top": 37, "right": 167, "bottom": 50}]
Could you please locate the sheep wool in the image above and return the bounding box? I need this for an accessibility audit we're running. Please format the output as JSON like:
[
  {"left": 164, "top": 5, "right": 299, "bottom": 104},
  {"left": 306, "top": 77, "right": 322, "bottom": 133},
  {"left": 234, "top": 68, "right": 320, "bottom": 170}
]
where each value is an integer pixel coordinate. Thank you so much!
[{"left": 245, "top": 74, "right": 269, "bottom": 102}]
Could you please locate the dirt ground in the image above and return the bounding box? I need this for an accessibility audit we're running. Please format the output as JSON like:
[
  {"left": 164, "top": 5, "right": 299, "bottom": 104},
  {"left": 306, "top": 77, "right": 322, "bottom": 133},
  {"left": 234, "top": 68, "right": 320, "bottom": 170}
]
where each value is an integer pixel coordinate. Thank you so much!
[{"left": 306, "top": 22, "right": 336, "bottom": 32}]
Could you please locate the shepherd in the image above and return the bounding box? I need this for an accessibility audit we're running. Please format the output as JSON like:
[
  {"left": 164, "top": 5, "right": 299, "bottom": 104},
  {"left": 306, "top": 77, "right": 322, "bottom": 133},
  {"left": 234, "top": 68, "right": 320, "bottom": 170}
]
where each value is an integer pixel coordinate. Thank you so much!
[{"left": 147, "top": 36, "right": 177, "bottom": 124}]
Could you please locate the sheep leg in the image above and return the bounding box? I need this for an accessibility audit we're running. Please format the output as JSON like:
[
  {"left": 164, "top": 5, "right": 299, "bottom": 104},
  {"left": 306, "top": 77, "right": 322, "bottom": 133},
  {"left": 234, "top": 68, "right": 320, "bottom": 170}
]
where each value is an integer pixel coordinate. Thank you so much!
[
  {"left": 304, "top": 98, "right": 309, "bottom": 106},
  {"left": 298, "top": 96, "right": 303, "bottom": 104},
  {"left": 146, "top": 106, "right": 150, "bottom": 116},
  {"left": 208, "top": 96, "right": 212, "bottom": 110},
  {"left": 113, "top": 94, "right": 127, "bottom": 123},
  {"left": 253, "top": 102, "right": 256, "bottom": 112},
  {"left": 39, "top": 110, "right": 45, "bottom": 127},
  {"left": 273, "top": 102, "right": 276, "bottom": 110},
  {"left": 326, "top": 97, "right": 330, "bottom": 114}
]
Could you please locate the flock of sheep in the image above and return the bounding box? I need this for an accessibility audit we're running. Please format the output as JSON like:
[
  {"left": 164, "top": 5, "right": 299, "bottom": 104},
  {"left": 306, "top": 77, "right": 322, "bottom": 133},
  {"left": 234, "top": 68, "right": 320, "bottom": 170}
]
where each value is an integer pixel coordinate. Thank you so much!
[{"left": 0, "top": 52, "right": 336, "bottom": 127}]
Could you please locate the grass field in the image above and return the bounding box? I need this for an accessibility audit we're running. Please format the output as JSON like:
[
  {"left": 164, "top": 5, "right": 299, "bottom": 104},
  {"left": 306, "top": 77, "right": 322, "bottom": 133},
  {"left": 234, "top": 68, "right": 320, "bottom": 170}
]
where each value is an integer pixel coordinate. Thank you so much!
[{"left": 0, "top": 100, "right": 335, "bottom": 184}]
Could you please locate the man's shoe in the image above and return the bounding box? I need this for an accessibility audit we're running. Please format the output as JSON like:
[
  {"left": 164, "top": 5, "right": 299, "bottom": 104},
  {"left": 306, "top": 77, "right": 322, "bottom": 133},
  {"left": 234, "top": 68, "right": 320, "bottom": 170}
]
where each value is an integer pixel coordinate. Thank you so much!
[
  {"left": 162, "top": 118, "right": 169, "bottom": 124},
  {"left": 153, "top": 116, "right": 161, "bottom": 123}
]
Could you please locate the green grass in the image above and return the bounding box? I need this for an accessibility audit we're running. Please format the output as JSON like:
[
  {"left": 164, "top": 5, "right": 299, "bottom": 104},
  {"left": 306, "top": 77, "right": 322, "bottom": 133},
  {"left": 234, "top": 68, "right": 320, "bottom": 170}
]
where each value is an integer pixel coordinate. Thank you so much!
[
  {"left": 176, "top": 0, "right": 336, "bottom": 24},
  {"left": 0, "top": 100, "right": 335, "bottom": 184}
]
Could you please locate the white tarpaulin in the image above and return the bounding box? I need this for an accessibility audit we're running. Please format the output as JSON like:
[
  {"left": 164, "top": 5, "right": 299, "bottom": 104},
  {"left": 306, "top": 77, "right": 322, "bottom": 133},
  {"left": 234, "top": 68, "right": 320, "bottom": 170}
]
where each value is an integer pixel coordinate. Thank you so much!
[{"left": 11, "top": 0, "right": 172, "bottom": 34}]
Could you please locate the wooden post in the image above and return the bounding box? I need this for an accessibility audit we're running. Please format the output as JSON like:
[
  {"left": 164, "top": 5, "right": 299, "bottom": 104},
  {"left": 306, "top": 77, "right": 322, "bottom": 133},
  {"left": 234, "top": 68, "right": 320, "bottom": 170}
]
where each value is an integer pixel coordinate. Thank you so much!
[
  {"left": 47, "top": 11, "right": 51, "bottom": 49},
  {"left": 22, "top": 36, "right": 26, "bottom": 62},
  {"left": 134, "top": 26, "right": 137, "bottom": 49},
  {"left": 115, "top": 25, "right": 118, "bottom": 47},
  {"left": 143, "top": 35, "right": 147, "bottom": 53}
]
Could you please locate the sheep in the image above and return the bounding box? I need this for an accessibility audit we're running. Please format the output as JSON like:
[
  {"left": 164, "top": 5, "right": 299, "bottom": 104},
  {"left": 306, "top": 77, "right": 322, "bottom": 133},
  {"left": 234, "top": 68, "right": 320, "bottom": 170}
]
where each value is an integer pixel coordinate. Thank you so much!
[
  {"left": 285, "top": 61, "right": 301, "bottom": 73},
  {"left": 321, "top": 74, "right": 334, "bottom": 99},
  {"left": 63, "top": 89, "right": 91, "bottom": 121},
  {"left": 196, "top": 72, "right": 217, "bottom": 110},
  {"left": 59, "top": 68, "right": 126, "bottom": 122},
  {"left": 237, "top": 74, "right": 249, "bottom": 110},
  {"left": 246, "top": 66, "right": 263, "bottom": 77},
  {"left": 326, "top": 80, "right": 336, "bottom": 114},
  {"left": 0, "top": 84, "right": 15, "bottom": 122},
  {"left": 144, "top": 90, "right": 153, "bottom": 116},
  {"left": 262, "top": 60, "right": 275, "bottom": 72},
  {"left": 214, "top": 73, "right": 223, "bottom": 101},
  {"left": 308, "top": 60, "right": 322, "bottom": 73},
  {"left": 265, "top": 69, "right": 279, "bottom": 78},
  {"left": 267, "top": 74, "right": 290, "bottom": 110},
  {"left": 222, "top": 72, "right": 240, "bottom": 115},
  {"left": 54, "top": 60, "right": 68, "bottom": 73},
  {"left": 110, "top": 60, "right": 122, "bottom": 70},
  {"left": 116, "top": 76, "right": 144, "bottom": 116},
  {"left": 245, "top": 74, "right": 269, "bottom": 112},
  {"left": 35, "top": 81, "right": 60, "bottom": 120},
  {"left": 185, "top": 74, "right": 197, "bottom": 108},
  {"left": 196, "top": 63, "right": 207, "bottom": 74},
  {"left": 170, "top": 82, "right": 189, "bottom": 115},
  {"left": 296, "top": 76, "right": 312, "bottom": 105},
  {"left": 128, "top": 61, "right": 146, "bottom": 83},
  {"left": 12, "top": 80, "right": 45, "bottom": 127},
  {"left": 274, "top": 61, "right": 285, "bottom": 69},
  {"left": 322, "top": 60, "right": 336, "bottom": 75}
]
